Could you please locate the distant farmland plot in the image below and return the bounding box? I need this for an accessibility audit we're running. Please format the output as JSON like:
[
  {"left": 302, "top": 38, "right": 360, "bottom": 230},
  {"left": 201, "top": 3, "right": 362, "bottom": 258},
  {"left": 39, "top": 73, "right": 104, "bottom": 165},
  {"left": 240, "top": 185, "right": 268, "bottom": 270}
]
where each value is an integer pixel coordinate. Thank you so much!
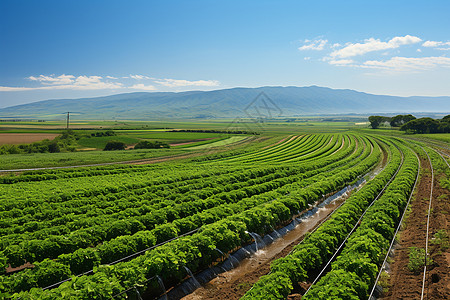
[
  {"left": 77, "top": 135, "right": 141, "bottom": 149},
  {"left": 125, "top": 131, "right": 223, "bottom": 140},
  {"left": 0, "top": 133, "right": 59, "bottom": 145}
]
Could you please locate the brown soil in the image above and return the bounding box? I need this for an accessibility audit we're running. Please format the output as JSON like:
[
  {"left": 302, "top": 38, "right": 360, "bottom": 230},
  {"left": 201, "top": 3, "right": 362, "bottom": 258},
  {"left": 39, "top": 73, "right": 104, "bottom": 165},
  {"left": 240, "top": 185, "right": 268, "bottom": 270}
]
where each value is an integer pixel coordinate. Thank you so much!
[
  {"left": 0, "top": 124, "right": 107, "bottom": 129},
  {"left": 383, "top": 158, "right": 450, "bottom": 299},
  {"left": 0, "top": 133, "right": 59, "bottom": 145},
  {"left": 5, "top": 262, "right": 33, "bottom": 274}
]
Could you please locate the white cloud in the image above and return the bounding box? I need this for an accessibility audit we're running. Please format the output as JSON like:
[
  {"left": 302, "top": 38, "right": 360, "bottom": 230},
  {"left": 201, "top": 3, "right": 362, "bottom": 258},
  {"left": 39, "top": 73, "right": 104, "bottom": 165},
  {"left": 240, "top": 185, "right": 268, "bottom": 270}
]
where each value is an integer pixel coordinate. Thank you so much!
[
  {"left": 130, "top": 83, "right": 157, "bottom": 91},
  {"left": 330, "top": 35, "right": 422, "bottom": 58},
  {"left": 422, "top": 40, "right": 450, "bottom": 47},
  {"left": 155, "top": 79, "right": 220, "bottom": 87},
  {"left": 0, "top": 86, "right": 34, "bottom": 91},
  {"left": 1, "top": 74, "right": 222, "bottom": 92},
  {"left": 304, "top": 57, "right": 311, "bottom": 60},
  {"left": 328, "top": 59, "right": 354, "bottom": 66},
  {"left": 130, "top": 74, "right": 151, "bottom": 80},
  {"left": 28, "top": 74, "right": 75, "bottom": 85},
  {"left": 2, "top": 74, "right": 123, "bottom": 91},
  {"left": 422, "top": 40, "right": 450, "bottom": 50},
  {"left": 361, "top": 56, "right": 450, "bottom": 72},
  {"left": 298, "top": 39, "right": 328, "bottom": 51}
]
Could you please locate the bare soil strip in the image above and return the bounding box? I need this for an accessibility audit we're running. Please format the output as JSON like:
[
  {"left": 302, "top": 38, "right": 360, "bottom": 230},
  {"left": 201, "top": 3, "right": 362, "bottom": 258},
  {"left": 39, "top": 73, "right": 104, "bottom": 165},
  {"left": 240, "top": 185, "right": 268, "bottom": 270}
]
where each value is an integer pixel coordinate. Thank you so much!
[
  {"left": 383, "top": 157, "right": 450, "bottom": 299},
  {"left": 0, "top": 133, "right": 59, "bottom": 145}
]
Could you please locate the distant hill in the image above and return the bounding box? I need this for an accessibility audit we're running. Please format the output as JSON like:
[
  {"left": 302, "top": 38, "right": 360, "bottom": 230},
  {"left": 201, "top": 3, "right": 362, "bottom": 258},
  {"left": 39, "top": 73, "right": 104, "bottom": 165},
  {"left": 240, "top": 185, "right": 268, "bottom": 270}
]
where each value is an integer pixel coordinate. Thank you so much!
[{"left": 0, "top": 86, "right": 449, "bottom": 120}]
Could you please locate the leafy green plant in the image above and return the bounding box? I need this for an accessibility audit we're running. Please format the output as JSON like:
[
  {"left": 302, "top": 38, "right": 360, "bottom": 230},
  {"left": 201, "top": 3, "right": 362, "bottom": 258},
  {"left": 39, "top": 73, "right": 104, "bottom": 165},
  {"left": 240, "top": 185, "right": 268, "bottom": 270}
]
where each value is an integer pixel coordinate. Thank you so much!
[
  {"left": 378, "top": 271, "right": 390, "bottom": 293},
  {"left": 431, "top": 229, "right": 449, "bottom": 251},
  {"left": 407, "top": 247, "right": 432, "bottom": 273}
]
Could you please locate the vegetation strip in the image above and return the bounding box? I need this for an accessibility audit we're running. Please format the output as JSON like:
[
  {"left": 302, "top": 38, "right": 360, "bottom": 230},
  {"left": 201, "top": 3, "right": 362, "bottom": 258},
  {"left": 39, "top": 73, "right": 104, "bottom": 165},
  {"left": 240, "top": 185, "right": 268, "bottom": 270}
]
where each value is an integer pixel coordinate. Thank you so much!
[
  {"left": 367, "top": 146, "right": 420, "bottom": 299},
  {"left": 241, "top": 139, "right": 400, "bottom": 299},
  {"left": 303, "top": 143, "right": 419, "bottom": 299}
]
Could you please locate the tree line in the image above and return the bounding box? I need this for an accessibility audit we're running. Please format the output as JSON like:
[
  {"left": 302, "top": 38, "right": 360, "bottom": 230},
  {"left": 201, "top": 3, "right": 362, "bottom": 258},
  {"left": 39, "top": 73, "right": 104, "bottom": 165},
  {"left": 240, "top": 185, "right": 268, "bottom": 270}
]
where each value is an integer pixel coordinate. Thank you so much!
[{"left": 368, "top": 114, "right": 450, "bottom": 134}]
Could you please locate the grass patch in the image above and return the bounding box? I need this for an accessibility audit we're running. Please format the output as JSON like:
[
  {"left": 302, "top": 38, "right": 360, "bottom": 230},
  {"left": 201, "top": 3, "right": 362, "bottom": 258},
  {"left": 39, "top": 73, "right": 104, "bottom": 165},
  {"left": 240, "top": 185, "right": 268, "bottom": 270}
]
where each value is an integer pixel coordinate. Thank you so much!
[
  {"left": 78, "top": 135, "right": 140, "bottom": 149},
  {"left": 189, "top": 136, "right": 248, "bottom": 149}
]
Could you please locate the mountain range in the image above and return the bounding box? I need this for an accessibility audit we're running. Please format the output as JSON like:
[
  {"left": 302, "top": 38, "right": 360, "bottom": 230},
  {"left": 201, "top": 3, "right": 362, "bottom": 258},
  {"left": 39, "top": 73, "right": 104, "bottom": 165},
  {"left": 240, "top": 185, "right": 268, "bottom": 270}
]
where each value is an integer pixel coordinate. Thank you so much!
[{"left": 0, "top": 86, "right": 449, "bottom": 120}]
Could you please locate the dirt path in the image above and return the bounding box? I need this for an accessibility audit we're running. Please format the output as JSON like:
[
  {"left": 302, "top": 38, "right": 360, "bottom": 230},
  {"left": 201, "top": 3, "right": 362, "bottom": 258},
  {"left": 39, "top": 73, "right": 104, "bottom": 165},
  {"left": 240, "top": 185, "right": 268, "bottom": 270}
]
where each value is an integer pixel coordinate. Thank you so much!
[
  {"left": 426, "top": 174, "right": 450, "bottom": 299},
  {"left": 383, "top": 156, "right": 450, "bottom": 299}
]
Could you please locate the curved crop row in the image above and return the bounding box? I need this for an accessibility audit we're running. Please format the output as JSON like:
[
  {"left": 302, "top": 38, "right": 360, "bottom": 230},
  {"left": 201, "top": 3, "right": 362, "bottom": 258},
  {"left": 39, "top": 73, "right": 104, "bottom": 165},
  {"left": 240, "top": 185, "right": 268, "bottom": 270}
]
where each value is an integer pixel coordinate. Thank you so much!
[
  {"left": 0, "top": 134, "right": 368, "bottom": 289},
  {"left": 5, "top": 135, "right": 380, "bottom": 298},
  {"left": 241, "top": 138, "right": 401, "bottom": 299},
  {"left": 304, "top": 142, "right": 419, "bottom": 299}
]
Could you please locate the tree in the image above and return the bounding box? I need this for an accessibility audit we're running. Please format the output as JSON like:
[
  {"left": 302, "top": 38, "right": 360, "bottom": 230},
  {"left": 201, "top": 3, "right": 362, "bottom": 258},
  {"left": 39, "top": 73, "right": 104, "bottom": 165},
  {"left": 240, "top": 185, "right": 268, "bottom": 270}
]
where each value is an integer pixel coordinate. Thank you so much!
[
  {"left": 134, "top": 140, "right": 170, "bottom": 149},
  {"left": 400, "top": 118, "right": 440, "bottom": 134},
  {"left": 368, "top": 116, "right": 389, "bottom": 129},
  {"left": 48, "top": 142, "right": 61, "bottom": 153},
  {"left": 103, "top": 140, "right": 126, "bottom": 151},
  {"left": 390, "top": 114, "right": 416, "bottom": 127}
]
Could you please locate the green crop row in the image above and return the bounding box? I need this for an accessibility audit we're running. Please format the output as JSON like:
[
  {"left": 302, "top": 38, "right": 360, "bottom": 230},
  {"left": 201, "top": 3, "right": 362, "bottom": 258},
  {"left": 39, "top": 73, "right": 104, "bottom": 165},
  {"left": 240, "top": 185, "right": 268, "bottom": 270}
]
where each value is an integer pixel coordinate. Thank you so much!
[
  {"left": 4, "top": 135, "right": 379, "bottom": 298},
  {"left": 0, "top": 166, "right": 312, "bottom": 266},
  {"left": 0, "top": 134, "right": 367, "bottom": 281},
  {"left": 304, "top": 141, "right": 419, "bottom": 299},
  {"left": 241, "top": 138, "right": 402, "bottom": 299}
]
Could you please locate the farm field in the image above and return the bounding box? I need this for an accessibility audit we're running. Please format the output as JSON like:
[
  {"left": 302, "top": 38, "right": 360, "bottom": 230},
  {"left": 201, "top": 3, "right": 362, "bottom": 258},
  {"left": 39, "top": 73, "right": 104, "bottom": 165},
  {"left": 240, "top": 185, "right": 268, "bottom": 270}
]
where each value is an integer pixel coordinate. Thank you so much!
[
  {"left": 0, "top": 133, "right": 59, "bottom": 145},
  {"left": 0, "top": 122, "right": 449, "bottom": 300},
  {"left": 3, "top": 1, "right": 450, "bottom": 299}
]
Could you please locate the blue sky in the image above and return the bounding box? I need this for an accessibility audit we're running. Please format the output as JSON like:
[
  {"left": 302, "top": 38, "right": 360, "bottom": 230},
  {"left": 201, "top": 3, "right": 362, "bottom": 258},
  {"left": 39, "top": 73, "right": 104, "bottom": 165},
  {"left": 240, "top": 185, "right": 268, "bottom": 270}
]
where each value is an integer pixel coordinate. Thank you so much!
[{"left": 1, "top": 0, "right": 450, "bottom": 108}]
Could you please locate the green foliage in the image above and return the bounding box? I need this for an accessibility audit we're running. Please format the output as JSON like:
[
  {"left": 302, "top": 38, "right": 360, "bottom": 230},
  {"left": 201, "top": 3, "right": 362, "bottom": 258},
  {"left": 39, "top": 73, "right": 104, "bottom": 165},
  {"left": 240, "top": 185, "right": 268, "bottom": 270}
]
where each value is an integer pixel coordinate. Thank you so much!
[
  {"left": 0, "top": 133, "right": 433, "bottom": 299},
  {"left": 245, "top": 139, "right": 420, "bottom": 299},
  {"left": 0, "top": 130, "right": 78, "bottom": 155},
  {"left": 401, "top": 117, "right": 441, "bottom": 133},
  {"left": 431, "top": 229, "right": 449, "bottom": 251},
  {"left": 241, "top": 272, "right": 293, "bottom": 299},
  {"left": 399, "top": 116, "right": 450, "bottom": 134},
  {"left": 303, "top": 269, "right": 367, "bottom": 300},
  {"left": 5, "top": 259, "right": 72, "bottom": 293},
  {"left": 390, "top": 114, "right": 416, "bottom": 127},
  {"left": 368, "top": 116, "right": 391, "bottom": 129},
  {"left": 407, "top": 247, "right": 432, "bottom": 272},
  {"left": 91, "top": 130, "right": 116, "bottom": 137},
  {"left": 134, "top": 140, "right": 170, "bottom": 149},
  {"left": 103, "top": 140, "right": 126, "bottom": 151}
]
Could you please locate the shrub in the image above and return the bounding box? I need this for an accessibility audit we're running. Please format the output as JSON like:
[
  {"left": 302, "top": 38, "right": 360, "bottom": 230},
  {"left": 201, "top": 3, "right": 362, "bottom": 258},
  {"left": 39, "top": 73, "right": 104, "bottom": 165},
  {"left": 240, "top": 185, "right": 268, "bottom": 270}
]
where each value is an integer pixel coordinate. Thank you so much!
[
  {"left": 103, "top": 140, "right": 126, "bottom": 151},
  {"left": 134, "top": 140, "right": 170, "bottom": 149}
]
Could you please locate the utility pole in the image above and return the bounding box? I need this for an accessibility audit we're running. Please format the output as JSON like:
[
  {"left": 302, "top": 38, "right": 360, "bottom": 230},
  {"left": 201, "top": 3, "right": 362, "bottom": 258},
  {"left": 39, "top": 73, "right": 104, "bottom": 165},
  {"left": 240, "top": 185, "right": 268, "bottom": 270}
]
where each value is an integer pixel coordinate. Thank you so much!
[{"left": 66, "top": 112, "right": 71, "bottom": 129}]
